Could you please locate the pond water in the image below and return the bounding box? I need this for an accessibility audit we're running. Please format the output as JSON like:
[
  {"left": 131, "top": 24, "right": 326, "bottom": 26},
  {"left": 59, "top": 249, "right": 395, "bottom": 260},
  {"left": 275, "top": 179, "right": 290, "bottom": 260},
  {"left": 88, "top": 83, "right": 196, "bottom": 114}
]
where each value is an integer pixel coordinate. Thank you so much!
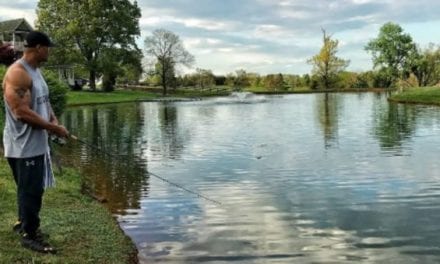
[{"left": 59, "top": 93, "right": 440, "bottom": 263}]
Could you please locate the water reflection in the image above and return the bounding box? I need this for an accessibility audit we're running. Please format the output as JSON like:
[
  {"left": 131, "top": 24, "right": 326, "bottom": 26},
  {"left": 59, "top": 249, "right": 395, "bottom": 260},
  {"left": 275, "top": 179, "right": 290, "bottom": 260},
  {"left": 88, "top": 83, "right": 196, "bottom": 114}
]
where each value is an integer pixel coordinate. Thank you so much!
[
  {"left": 372, "top": 102, "right": 418, "bottom": 153},
  {"left": 315, "top": 93, "right": 340, "bottom": 148},
  {"left": 58, "top": 94, "right": 440, "bottom": 263},
  {"left": 59, "top": 103, "right": 149, "bottom": 213},
  {"left": 155, "top": 104, "right": 186, "bottom": 160}
]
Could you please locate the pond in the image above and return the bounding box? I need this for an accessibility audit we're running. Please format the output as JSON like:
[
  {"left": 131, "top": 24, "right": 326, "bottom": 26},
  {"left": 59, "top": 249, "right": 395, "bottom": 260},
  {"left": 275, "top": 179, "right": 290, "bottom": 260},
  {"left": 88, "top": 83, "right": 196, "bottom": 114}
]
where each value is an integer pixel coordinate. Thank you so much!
[{"left": 59, "top": 92, "right": 440, "bottom": 263}]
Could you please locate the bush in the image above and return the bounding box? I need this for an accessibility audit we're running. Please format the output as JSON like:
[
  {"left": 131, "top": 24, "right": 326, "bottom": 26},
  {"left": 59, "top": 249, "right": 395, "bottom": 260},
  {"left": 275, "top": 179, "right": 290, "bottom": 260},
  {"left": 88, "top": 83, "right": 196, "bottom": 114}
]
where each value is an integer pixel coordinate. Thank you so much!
[
  {"left": 43, "top": 69, "right": 69, "bottom": 116},
  {"left": 102, "top": 72, "right": 116, "bottom": 92}
]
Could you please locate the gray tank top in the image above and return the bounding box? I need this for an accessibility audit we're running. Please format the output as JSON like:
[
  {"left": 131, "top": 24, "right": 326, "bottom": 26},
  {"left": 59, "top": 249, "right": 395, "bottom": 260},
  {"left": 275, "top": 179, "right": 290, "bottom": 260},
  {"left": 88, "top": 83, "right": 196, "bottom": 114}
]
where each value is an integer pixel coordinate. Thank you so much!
[{"left": 3, "top": 59, "right": 51, "bottom": 158}]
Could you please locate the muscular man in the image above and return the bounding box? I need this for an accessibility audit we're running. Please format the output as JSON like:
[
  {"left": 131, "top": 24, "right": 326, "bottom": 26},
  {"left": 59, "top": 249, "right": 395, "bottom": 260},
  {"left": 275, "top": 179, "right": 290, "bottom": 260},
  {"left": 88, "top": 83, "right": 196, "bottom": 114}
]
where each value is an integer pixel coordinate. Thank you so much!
[{"left": 2, "top": 31, "right": 69, "bottom": 254}]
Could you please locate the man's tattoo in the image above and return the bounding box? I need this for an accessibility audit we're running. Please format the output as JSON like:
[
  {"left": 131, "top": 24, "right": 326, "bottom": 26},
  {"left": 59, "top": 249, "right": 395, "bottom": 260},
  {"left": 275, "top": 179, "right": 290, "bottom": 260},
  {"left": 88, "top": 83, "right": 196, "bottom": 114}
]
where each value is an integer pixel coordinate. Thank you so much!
[{"left": 15, "top": 87, "right": 27, "bottom": 98}]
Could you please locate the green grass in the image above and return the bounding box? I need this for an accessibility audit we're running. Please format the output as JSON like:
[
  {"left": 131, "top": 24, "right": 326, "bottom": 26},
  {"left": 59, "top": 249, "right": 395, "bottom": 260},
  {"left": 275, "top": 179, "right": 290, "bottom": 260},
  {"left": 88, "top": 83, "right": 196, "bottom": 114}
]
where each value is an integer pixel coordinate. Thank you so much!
[
  {"left": 67, "top": 89, "right": 161, "bottom": 106},
  {"left": 67, "top": 87, "right": 233, "bottom": 106},
  {"left": 246, "top": 87, "right": 309, "bottom": 93},
  {"left": 171, "top": 87, "right": 231, "bottom": 97},
  {"left": 389, "top": 87, "right": 440, "bottom": 105},
  {"left": 0, "top": 158, "right": 137, "bottom": 264}
]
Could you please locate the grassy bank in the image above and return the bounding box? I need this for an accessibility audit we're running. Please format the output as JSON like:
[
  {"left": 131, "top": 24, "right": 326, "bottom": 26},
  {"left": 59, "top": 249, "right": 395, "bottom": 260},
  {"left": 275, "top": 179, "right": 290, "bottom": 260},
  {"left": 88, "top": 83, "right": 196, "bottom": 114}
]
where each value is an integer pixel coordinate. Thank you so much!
[
  {"left": 67, "top": 87, "right": 394, "bottom": 106},
  {"left": 67, "top": 89, "right": 161, "bottom": 106},
  {"left": 67, "top": 88, "right": 232, "bottom": 106},
  {"left": 247, "top": 87, "right": 390, "bottom": 94},
  {"left": 389, "top": 87, "right": 440, "bottom": 105},
  {"left": 0, "top": 158, "right": 137, "bottom": 264}
]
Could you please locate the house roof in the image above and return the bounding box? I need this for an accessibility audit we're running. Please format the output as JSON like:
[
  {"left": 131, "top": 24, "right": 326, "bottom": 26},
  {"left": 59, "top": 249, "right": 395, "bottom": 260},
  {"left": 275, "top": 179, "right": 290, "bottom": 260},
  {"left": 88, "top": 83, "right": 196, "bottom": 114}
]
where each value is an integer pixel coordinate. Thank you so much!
[{"left": 0, "top": 18, "right": 33, "bottom": 33}]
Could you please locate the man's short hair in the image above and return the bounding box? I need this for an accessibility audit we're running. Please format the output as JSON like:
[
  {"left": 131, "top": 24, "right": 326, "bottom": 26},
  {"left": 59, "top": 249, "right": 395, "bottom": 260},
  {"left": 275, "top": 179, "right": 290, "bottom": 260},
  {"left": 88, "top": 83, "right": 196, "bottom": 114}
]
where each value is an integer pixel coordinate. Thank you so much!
[{"left": 24, "top": 31, "right": 55, "bottom": 48}]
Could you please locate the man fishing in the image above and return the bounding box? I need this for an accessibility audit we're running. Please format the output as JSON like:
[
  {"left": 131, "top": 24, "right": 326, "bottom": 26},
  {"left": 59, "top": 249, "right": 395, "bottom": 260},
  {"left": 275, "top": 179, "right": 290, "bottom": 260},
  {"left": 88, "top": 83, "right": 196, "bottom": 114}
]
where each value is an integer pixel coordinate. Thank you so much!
[{"left": 2, "top": 31, "right": 69, "bottom": 254}]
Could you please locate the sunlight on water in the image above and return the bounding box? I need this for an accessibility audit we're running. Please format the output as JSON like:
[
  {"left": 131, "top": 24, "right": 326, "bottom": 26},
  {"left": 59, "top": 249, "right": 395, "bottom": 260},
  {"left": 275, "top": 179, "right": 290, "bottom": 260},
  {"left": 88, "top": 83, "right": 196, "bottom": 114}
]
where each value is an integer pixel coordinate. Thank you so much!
[{"left": 59, "top": 93, "right": 440, "bottom": 263}]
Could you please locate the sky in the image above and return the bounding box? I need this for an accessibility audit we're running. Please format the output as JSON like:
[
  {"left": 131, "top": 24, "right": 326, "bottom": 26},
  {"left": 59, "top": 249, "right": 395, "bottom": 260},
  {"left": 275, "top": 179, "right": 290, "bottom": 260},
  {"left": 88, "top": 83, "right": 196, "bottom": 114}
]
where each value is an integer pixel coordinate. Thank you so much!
[{"left": 1, "top": 0, "right": 440, "bottom": 75}]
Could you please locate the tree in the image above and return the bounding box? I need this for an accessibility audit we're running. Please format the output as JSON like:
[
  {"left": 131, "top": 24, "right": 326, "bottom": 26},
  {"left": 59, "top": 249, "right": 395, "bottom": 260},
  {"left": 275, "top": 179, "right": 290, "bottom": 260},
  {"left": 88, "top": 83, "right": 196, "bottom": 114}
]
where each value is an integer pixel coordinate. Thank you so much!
[
  {"left": 195, "top": 68, "right": 215, "bottom": 89},
  {"left": 37, "top": 0, "right": 141, "bottom": 90},
  {"left": 247, "top": 73, "right": 261, "bottom": 88},
  {"left": 411, "top": 44, "right": 440, "bottom": 87},
  {"left": 365, "top": 22, "right": 417, "bottom": 87},
  {"left": 225, "top": 70, "right": 250, "bottom": 91},
  {"left": 338, "top": 71, "right": 358, "bottom": 89},
  {"left": 214, "top": 75, "right": 226, "bottom": 86},
  {"left": 285, "top": 74, "right": 300, "bottom": 90},
  {"left": 101, "top": 47, "right": 142, "bottom": 91},
  {"left": 117, "top": 55, "right": 143, "bottom": 86},
  {"left": 234, "top": 69, "right": 250, "bottom": 89},
  {"left": 144, "top": 29, "right": 194, "bottom": 95},
  {"left": 353, "top": 71, "right": 374, "bottom": 89},
  {"left": 263, "top": 74, "right": 284, "bottom": 91},
  {"left": 302, "top": 74, "right": 311, "bottom": 88},
  {"left": 182, "top": 73, "right": 197, "bottom": 87},
  {"left": 155, "top": 57, "right": 177, "bottom": 91},
  {"left": 308, "top": 29, "right": 349, "bottom": 89}
]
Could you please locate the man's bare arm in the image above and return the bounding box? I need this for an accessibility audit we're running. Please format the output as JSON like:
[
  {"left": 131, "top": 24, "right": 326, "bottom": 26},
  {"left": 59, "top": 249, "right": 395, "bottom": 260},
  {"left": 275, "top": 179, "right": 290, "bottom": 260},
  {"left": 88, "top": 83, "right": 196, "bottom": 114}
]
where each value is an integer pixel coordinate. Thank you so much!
[
  {"left": 49, "top": 104, "right": 59, "bottom": 125},
  {"left": 3, "top": 66, "right": 68, "bottom": 137}
]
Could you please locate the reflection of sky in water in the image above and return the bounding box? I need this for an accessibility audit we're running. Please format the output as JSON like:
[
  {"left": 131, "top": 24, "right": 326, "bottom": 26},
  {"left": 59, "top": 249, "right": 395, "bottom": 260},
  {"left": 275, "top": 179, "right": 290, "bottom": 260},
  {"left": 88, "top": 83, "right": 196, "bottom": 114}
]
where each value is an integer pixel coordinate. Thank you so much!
[{"left": 61, "top": 94, "right": 440, "bottom": 263}]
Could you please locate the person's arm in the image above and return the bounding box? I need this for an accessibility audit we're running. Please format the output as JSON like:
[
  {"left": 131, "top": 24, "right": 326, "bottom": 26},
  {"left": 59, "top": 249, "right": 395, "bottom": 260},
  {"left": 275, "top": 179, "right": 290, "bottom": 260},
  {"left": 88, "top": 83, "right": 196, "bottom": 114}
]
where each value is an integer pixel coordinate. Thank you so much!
[
  {"left": 3, "top": 66, "right": 68, "bottom": 137},
  {"left": 49, "top": 104, "right": 59, "bottom": 125}
]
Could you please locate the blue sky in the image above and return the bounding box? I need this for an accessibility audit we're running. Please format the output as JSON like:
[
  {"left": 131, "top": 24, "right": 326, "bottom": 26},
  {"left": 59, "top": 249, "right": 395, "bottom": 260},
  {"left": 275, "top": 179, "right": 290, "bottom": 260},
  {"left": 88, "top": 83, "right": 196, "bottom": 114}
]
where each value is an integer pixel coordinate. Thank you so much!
[{"left": 1, "top": 0, "right": 440, "bottom": 75}]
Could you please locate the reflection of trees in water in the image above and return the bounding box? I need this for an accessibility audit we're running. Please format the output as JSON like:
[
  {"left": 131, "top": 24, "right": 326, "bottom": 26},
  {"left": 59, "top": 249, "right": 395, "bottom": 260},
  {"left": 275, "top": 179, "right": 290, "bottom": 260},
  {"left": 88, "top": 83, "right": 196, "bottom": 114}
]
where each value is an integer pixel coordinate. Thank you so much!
[
  {"left": 59, "top": 103, "right": 192, "bottom": 214},
  {"left": 59, "top": 104, "right": 148, "bottom": 214},
  {"left": 316, "top": 93, "right": 340, "bottom": 149},
  {"left": 373, "top": 102, "right": 418, "bottom": 150},
  {"left": 155, "top": 104, "right": 187, "bottom": 160}
]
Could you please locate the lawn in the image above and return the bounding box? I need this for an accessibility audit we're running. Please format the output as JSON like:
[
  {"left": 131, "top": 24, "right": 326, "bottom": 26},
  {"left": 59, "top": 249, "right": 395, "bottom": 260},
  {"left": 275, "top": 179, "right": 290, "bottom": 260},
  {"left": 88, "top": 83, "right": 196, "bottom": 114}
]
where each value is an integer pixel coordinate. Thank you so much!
[{"left": 0, "top": 158, "right": 137, "bottom": 264}]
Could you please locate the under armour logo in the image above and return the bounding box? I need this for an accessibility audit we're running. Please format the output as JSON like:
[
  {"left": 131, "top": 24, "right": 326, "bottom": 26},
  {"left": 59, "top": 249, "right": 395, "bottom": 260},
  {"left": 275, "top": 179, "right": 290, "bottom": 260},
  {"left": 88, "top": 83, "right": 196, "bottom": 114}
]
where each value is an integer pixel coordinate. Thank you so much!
[{"left": 25, "top": 160, "right": 35, "bottom": 166}]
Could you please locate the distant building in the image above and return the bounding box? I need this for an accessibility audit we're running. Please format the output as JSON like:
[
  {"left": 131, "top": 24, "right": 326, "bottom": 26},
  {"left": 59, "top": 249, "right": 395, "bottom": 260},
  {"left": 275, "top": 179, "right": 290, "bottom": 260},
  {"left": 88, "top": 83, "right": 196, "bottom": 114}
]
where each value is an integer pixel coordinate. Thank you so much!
[{"left": 0, "top": 18, "right": 33, "bottom": 58}]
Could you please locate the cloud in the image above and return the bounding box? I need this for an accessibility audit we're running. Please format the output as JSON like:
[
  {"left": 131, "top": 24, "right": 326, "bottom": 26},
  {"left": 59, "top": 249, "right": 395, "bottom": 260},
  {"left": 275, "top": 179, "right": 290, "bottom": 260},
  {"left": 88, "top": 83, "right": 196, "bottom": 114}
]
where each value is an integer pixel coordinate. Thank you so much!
[
  {"left": 140, "top": 15, "right": 237, "bottom": 31},
  {"left": 2, "top": 0, "right": 440, "bottom": 74},
  {"left": 0, "top": 3, "right": 37, "bottom": 26}
]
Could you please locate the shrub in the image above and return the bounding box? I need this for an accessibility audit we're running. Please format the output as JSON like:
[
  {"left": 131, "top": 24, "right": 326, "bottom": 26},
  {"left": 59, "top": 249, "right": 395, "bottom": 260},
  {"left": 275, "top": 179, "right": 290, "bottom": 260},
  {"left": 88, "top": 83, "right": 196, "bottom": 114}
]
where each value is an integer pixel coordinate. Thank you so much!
[{"left": 43, "top": 69, "right": 69, "bottom": 116}]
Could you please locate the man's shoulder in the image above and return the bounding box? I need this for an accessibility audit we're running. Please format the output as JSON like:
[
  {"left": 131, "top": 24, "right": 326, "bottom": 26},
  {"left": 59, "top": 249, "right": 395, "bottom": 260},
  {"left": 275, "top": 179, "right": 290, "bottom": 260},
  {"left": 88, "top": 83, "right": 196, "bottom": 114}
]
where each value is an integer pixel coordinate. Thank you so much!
[
  {"left": 6, "top": 61, "right": 27, "bottom": 75},
  {"left": 4, "top": 62, "right": 31, "bottom": 86}
]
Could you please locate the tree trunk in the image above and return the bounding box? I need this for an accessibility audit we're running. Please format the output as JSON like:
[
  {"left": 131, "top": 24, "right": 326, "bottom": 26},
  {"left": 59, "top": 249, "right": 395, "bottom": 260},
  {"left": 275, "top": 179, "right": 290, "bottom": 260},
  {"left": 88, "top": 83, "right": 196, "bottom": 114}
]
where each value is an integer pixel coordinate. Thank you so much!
[
  {"left": 162, "top": 62, "right": 167, "bottom": 96},
  {"left": 89, "top": 70, "right": 96, "bottom": 91}
]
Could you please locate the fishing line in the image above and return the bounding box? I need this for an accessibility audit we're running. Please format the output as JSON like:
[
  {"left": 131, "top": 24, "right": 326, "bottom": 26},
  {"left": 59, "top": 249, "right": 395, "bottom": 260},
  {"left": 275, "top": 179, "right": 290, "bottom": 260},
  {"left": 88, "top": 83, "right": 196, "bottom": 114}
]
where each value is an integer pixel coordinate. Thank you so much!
[{"left": 69, "top": 135, "right": 222, "bottom": 205}]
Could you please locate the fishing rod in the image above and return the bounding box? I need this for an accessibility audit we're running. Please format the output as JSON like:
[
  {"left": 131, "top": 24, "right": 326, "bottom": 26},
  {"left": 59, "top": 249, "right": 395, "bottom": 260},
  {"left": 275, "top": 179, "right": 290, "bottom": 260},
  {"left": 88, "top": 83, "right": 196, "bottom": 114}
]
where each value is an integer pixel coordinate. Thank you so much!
[{"left": 68, "top": 134, "right": 222, "bottom": 206}]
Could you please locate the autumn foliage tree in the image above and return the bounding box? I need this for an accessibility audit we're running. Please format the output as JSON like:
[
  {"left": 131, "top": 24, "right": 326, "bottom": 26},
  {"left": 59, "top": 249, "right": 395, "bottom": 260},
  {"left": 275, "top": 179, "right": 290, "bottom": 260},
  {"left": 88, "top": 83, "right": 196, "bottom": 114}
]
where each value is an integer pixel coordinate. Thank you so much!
[{"left": 308, "top": 29, "right": 349, "bottom": 89}]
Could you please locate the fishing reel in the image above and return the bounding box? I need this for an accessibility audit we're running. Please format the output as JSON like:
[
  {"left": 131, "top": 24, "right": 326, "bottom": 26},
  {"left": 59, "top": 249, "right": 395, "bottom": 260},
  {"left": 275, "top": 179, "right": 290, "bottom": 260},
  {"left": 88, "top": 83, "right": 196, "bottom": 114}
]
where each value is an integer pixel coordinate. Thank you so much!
[{"left": 50, "top": 135, "right": 67, "bottom": 146}]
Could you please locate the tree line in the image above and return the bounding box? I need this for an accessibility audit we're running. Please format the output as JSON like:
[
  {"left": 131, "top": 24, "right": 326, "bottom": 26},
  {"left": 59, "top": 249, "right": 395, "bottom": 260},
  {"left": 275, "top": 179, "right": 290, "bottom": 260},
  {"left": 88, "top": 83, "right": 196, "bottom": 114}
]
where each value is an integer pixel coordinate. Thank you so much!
[{"left": 141, "top": 22, "right": 440, "bottom": 93}]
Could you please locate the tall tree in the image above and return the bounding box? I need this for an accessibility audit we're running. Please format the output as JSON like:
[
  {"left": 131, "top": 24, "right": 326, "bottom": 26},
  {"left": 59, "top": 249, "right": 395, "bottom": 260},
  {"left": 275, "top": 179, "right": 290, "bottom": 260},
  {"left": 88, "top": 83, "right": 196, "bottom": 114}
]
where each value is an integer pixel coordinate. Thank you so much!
[
  {"left": 308, "top": 29, "right": 349, "bottom": 89},
  {"left": 144, "top": 29, "right": 194, "bottom": 95},
  {"left": 101, "top": 48, "right": 142, "bottom": 91},
  {"left": 365, "top": 22, "right": 417, "bottom": 87},
  {"left": 37, "top": 0, "right": 141, "bottom": 90}
]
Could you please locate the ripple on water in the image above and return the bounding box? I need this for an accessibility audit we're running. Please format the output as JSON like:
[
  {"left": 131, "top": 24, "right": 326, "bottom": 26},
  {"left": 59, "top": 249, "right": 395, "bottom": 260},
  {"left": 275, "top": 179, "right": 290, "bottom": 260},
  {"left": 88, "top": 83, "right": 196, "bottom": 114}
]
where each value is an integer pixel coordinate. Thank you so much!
[{"left": 60, "top": 93, "right": 440, "bottom": 263}]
